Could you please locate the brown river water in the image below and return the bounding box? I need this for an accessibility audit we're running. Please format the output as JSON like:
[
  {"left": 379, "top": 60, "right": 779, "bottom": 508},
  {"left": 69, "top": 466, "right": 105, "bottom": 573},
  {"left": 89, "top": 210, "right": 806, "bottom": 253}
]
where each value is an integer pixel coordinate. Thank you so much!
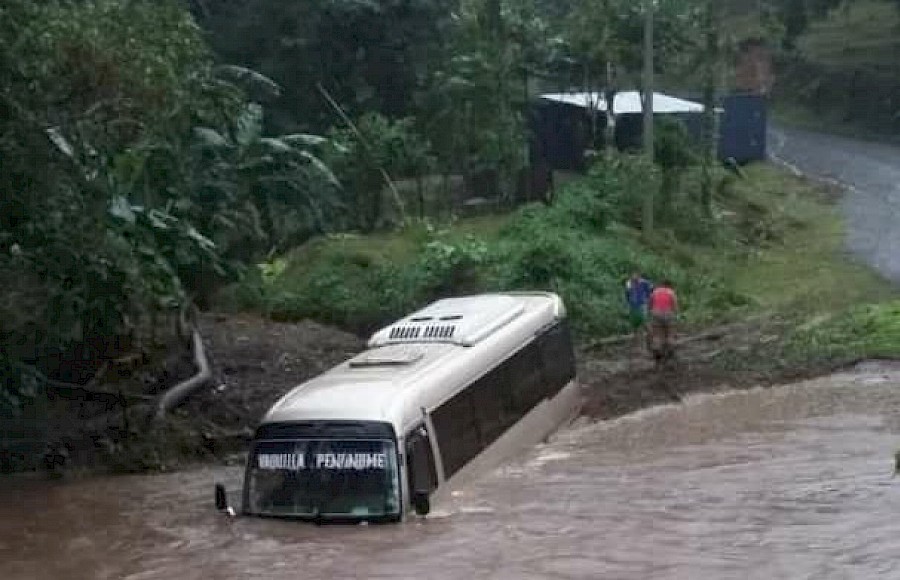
[{"left": 3, "top": 367, "right": 900, "bottom": 580}]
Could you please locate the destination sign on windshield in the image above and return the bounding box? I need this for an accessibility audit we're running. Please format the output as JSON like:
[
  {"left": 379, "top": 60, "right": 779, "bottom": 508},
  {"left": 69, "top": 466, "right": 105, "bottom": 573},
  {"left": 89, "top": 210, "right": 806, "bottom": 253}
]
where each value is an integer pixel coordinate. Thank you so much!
[{"left": 256, "top": 449, "right": 387, "bottom": 471}]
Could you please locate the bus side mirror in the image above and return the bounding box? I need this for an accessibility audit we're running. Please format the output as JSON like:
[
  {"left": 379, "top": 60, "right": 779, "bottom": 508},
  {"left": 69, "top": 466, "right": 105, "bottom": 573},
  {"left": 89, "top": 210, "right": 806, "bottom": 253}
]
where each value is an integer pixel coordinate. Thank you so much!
[
  {"left": 412, "top": 490, "right": 431, "bottom": 516},
  {"left": 215, "top": 483, "right": 229, "bottom": 511}
]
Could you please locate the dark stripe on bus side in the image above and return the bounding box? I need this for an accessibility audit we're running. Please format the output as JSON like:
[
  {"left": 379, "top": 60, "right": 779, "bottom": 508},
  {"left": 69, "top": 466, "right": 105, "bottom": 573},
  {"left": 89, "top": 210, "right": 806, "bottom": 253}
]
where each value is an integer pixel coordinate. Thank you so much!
[{"left": 431, "top": 320, "right": 576, "bottom": 478}]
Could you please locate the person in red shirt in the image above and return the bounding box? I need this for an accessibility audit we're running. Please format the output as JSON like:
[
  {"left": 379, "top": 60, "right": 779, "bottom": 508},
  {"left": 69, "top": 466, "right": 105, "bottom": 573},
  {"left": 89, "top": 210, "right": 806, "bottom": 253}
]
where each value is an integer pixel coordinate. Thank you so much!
[{"left": 647, "top": 279, "right": 678, "bottom": 357}]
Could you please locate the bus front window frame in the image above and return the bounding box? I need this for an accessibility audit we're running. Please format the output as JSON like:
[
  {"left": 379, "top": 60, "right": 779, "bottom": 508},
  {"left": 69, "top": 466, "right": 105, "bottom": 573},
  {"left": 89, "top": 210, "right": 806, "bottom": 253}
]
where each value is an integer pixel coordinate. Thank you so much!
[{"left": 244, "top": 437, "right": 402, "bottom": 521}]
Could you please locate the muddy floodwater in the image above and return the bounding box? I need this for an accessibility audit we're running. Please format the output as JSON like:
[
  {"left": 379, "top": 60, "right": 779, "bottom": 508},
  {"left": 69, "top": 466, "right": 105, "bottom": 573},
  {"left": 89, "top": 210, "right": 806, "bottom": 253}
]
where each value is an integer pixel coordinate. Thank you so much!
[{"left": 3, "top": 368, "right": 900, "bottom": 579}]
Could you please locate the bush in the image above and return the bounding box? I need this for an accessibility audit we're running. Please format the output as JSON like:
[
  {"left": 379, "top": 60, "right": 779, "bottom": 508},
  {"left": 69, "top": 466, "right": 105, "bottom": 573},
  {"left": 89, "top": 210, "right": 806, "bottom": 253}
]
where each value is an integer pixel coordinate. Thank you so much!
[
  {"left": 493, "top": 192, "right": 741, "bottom": 336},
  {"left": 0, "top": 0, "right": 244, "bottom": 413},
  {"left": 235, "top": 152, "right": 751, "bottom": 340},
  {"left": 787, "top": 301, "right": 900, "bottom": 363},
  {"left": 260, "top": 233, "right": 491, "bottom": 332},
  {"left": 581, "top": 154, "right": 660, "bottom": 229}
]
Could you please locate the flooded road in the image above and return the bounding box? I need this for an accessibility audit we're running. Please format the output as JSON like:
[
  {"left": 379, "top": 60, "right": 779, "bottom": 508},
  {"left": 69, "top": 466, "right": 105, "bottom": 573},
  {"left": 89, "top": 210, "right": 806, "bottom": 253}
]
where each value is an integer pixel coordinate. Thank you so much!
[
  {"left": 770, "top": 126, "right": 900, "bottom": 283},
  {"left": 3, "top": 367, "right": 900, "bottom": 579}
]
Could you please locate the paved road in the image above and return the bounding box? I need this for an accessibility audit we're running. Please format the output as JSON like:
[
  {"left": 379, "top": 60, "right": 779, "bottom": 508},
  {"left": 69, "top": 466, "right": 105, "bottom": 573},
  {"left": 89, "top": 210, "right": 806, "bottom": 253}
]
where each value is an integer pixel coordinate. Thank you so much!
[{"left": 769, "top": 126, "right": 900, "bottom": 283}]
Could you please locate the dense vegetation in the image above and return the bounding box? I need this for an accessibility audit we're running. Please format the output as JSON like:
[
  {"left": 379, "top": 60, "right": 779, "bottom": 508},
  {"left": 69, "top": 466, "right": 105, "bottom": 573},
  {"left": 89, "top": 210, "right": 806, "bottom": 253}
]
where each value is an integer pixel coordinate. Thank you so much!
[
  {"left": 0, "top": 0, "right": 709, "bottom": 409},
  {"left": 223, "top": 152, "right": 748, "bottom": 338},
  {"left": 1, "top": 0, "right": 896, "bottom": 434}
]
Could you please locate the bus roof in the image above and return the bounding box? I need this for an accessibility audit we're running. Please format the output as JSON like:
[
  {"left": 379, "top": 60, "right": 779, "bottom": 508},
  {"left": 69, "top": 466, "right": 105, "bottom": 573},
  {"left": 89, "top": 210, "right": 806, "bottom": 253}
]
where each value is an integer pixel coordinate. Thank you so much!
[{"left": 260, "top": 292, "right": 565, "bottom": 431}]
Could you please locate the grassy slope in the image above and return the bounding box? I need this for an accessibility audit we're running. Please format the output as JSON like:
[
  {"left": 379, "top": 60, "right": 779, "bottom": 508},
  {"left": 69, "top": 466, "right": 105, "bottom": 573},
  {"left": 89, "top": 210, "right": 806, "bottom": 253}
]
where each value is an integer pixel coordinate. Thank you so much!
[
  {"left": 724, "top": 166, "right": 899, "bottom": 364},
  {"left": 726, "top": 166, "right": 894, "bottom": 316},
  {"left": 222, "top": 162, "right": 899, "bottom": 363}
]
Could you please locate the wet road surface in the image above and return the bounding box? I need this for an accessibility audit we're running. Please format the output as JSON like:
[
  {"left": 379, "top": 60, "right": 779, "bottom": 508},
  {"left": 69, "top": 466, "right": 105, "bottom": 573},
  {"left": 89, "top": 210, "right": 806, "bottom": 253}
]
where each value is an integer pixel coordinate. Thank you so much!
[
  {"left": 770, "top": 126, "right": 900, "bottom": 282},
  {"left": 3, "top": 367, "right": 900, "bottom": 579}
]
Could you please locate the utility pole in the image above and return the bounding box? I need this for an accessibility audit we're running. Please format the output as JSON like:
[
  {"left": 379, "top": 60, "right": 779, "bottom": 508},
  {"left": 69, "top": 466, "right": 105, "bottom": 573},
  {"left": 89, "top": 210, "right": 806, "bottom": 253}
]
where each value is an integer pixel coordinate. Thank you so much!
[
  {"left": 642, "top": 0, "right": 655, "bottom": 237},
  {"left": 700, "top": 0, "right": 724, "bottom": 216}
]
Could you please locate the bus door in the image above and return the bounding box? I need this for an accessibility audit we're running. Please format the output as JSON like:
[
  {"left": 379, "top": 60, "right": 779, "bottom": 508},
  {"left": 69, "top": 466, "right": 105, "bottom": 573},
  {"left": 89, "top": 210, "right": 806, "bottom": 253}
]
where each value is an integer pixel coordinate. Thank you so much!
[{"left": 404, "top": 424, "right": 438, "bottom": 515}]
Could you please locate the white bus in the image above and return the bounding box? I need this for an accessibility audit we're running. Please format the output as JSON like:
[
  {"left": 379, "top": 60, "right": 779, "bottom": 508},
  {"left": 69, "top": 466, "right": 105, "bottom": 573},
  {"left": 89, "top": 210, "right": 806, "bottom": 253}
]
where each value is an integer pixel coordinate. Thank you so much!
[{"left": 215, "top": 292, "right": 579, "bottom": 522}]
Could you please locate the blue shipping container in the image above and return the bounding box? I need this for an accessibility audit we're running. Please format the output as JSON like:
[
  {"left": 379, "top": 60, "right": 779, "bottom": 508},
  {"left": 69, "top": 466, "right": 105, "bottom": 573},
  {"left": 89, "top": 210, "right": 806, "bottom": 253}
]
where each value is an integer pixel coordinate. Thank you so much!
[{"left": 718, "top": 94, "right": 767, "bottom": 164}]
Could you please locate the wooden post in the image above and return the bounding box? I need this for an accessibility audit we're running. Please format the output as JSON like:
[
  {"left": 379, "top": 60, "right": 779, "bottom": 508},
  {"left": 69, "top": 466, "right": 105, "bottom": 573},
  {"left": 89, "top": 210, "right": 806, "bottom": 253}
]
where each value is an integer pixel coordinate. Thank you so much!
[{"left": 642, "top": 0, "right": 655, "bottom": 237}]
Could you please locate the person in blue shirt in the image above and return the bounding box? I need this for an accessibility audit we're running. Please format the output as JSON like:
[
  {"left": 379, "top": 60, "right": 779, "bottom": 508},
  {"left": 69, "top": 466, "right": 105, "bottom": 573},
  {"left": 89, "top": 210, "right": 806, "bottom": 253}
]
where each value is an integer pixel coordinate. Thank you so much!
[{"left": 624, "top": 271, "right": 654, "bottom": 347}]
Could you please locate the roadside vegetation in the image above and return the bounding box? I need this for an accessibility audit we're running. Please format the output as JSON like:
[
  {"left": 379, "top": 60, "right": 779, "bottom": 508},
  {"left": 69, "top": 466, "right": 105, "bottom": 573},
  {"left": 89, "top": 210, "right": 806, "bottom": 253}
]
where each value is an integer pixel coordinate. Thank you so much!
[
  {"left": 222, "top": 160, "right": 898, "bottom": 361},
  {"left": 711, "top": 166, "right": 899, "bottom": 371},
  {"left": 220, "top": 153, "right": 735, "bottom": 337}
]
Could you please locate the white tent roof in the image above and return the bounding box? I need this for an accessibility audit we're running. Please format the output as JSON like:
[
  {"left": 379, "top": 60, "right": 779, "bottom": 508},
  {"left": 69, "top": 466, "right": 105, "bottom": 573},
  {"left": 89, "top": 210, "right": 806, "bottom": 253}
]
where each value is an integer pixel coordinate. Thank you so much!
[{"left": 540, "top": 91, "right": 704, "bottom": 114}]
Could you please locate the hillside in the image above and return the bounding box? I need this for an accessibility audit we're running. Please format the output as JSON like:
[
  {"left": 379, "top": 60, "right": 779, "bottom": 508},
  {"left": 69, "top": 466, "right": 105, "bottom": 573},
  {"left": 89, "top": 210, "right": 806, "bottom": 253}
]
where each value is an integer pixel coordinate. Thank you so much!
[{"left": 771, "top": 0, "right": 900, "bottom": 136}]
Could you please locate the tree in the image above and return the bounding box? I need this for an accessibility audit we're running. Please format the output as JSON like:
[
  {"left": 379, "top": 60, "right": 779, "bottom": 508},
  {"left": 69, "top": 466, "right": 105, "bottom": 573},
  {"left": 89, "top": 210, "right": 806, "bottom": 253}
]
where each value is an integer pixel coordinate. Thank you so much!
[
  {"left": 325, "top": 113, "right": 432, "bottom": 231},
  {"left": 699, "top": 0, "right": 723, "bottom": 217},
  {"left": 192, "top": 0, "right": 458, "bottom": 134},
  {"left": 642, "top": 0, "right": 655, "bottom": 236},
  {"left": 0, "top": 0, "right": 235, "bottom": 406},
  {"left": 190, "top": 102, "right": 343, "bottom": 254},
  {"left": 0, "top": 0, "right": 342, "bottom": 407},
  {"left": 780, "top": 0, "right": 809, "bottom": 49},
  {"left": 655, "top": 118, "right": 698, "bottom": 221},
  {"left": 420, "top": 0, "right": 550, "bottom": 203},
  {"left": 561, "top": 0, "right": 699, "bottom": 151}
]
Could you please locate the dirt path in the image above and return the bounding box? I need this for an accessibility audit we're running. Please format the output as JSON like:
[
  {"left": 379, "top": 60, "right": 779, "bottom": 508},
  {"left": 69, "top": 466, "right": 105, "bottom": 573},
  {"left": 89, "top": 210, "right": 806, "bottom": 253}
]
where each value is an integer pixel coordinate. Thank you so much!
[{"left": 577, "top": 317, "right": 806, "bottom": 419}]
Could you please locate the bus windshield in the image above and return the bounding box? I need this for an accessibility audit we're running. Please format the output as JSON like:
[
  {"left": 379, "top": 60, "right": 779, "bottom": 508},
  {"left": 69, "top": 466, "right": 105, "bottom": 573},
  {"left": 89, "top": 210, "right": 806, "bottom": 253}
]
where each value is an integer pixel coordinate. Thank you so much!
[{"left": 246, "top": 439, "right": 400, "bottom": 519}]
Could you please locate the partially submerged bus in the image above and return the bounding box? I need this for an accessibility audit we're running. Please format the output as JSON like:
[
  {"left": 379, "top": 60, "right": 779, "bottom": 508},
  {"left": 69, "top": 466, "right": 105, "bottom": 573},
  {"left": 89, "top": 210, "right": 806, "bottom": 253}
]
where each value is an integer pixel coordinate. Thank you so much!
[{"left": 215, "top": 292, "right": 579, "bottom": 522}]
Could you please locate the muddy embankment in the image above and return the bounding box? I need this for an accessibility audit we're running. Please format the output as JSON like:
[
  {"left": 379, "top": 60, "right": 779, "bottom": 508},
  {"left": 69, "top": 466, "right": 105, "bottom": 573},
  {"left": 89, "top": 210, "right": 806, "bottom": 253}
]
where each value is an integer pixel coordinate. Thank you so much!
[
  {"left": 18, "top": 315, "right": 361, "bottom": 474},
  {"left": 20, "top": 306, "right": 863, "bottom": 476}
]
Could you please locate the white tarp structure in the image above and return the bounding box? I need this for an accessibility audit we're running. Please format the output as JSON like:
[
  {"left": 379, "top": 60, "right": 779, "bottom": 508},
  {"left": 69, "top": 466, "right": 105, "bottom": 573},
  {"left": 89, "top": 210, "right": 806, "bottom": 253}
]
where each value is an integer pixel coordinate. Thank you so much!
[{"left": 540, "top": 91, "right": 704, "bottom": 115}]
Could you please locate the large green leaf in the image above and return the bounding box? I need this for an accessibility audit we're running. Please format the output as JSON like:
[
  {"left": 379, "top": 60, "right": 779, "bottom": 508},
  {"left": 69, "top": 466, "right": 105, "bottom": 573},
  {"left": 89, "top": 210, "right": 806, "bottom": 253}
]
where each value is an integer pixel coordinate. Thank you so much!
[
  {"left": 299, "top": 150, "right": 342, "bottom": 187},
  {"left": 193, "top": 126, "right": 229, "bottom": 148},
  {"left": 45, "top": 127, "right": 74, "bottom": 158},
  {"left": 214, "top": 64, "right": 282, "bottom": 100},
  {"left": 109, "top": 196, "right": 136, "bottom": 224},
  {"left": 257, "top": 137, "right": 293, "bottom": 154},
  {"left": 281, "top": 134, "right": 330, "bottom": 148},
  {"left": 235, "top": 103, "right": 263, "bottom": 148}
]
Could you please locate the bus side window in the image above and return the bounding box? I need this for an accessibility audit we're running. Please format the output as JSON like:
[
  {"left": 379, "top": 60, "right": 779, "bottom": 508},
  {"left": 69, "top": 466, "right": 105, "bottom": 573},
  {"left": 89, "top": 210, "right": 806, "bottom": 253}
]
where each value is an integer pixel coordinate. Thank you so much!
[
  {"left": 504, "top": 341, "right": 544, "bottom": 415},
  {"left": 431, "top": 389, "right": 480, "bottom": 477},
  {"left": 470, "top": 373, "right": 505, "bottom": 448},
  {"left": 405, "top": 426, "right": 438, "bottom": 495},
  {"left": 538, "top": 321, "right": 576, "bottom": 396}
]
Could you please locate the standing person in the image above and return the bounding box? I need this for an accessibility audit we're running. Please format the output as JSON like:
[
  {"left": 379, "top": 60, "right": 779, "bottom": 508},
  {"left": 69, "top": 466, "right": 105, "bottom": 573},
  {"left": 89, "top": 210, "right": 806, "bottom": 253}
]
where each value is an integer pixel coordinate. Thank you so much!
[
  {"left": 648, "top": 279, "right": 678, "bottom": 359},
  {"left": 625, "top": 271, "right": 653, "bottom": 350}
]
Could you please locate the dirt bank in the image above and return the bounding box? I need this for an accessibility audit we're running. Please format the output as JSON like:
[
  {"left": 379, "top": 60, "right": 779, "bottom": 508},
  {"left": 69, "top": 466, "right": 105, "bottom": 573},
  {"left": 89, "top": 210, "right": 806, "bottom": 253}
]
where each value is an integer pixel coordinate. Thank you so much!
[
  {"left": 28, "top": 314, "right": 361, "bottom": 474},
  {"left": 23, "top": 306, "right": 888, "bottom": 476},
  {"left": 186, "top": 314, "right": 363, "bottom": 431}
]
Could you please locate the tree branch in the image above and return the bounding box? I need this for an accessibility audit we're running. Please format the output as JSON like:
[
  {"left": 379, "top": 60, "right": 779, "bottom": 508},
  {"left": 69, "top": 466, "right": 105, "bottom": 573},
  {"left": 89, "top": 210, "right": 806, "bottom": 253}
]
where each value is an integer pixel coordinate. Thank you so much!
[{"left": 154, "top": 327, "right": 213, "bottom": 420}]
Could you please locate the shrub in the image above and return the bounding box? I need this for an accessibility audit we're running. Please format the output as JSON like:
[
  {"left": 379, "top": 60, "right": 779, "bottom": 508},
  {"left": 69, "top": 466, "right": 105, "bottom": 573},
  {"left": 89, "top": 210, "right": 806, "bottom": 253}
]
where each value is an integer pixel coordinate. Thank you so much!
[
  {"left": 581, "top": 154, "right": 660, "bottom": 228},
  {"left": 235, "top": 152, "right": 750, "bottom": 341},
  {"left": 787, "top": 301, "right": 900, "bottom": 363}
]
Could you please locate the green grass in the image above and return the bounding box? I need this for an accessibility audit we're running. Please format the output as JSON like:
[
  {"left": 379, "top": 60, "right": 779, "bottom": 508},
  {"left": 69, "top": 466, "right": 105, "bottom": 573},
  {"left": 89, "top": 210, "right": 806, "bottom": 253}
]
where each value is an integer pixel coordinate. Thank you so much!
[
  {"left": 787, "top": 301, "right": 900, "bottom": 362},
  {"left": 220, "top": 160, "right": 899, "bottom": 364},
  {"left": 718, "top": 165, "right": 900, "bottom": 364},
  {"left": 276, "top": 214, "right": 510, "bottom": 271},
  {"left": 724, "top": 165, "right": 895, "bottom": 316}
]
